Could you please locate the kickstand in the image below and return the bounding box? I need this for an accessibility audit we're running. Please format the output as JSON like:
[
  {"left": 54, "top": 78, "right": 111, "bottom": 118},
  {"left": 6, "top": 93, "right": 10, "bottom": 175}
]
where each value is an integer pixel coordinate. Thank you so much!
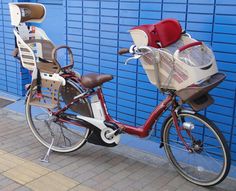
[{"left": 41, "top": 137, "right": 54, "bottom": 163}]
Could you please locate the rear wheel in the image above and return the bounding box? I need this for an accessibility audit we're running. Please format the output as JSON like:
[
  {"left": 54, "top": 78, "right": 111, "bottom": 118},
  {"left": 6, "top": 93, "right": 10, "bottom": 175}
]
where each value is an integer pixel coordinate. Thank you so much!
[
  {"left": 25, "top": 79, "right": 93, "bottom": 153},
  {"left": 163, "top": 112, "right": 231, "bottom": 186}
]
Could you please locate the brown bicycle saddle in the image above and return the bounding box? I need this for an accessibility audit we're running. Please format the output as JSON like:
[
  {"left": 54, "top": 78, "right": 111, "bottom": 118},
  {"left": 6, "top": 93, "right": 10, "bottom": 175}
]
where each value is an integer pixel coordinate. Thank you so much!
[{"left": 80, "top": 73, "right": 113, "bottom": 89}]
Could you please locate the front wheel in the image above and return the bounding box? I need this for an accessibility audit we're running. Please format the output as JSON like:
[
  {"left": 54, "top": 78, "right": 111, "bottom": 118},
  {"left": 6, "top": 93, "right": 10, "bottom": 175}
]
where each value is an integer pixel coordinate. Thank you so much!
[{"left": 162, "top": 111, "right": 231, "bottom": 186}]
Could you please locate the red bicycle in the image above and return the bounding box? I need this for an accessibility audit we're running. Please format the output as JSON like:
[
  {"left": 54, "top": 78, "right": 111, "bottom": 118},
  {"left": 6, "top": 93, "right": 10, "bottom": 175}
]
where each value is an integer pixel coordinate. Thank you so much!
[
  {"left": 9, "top": 3, "right": 230, "bottom": 186},
  {"left": 25, "top": 45, "right": 230, "bottom": 187}
]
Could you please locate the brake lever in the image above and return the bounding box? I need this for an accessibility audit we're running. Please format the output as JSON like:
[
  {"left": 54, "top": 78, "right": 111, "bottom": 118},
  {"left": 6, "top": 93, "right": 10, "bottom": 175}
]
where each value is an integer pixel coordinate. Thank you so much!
[{"left": 124, "top": 54, "right": 141, "bottom": 65}]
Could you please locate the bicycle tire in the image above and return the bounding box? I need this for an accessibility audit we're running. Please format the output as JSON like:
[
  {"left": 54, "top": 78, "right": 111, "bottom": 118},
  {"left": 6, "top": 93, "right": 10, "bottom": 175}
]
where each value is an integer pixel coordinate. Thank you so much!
[
  {"left": 25, "top": 79, "right": 93, "bottom": 153},
  {"left": 162, "top": 111, "right": 231, "bottom": 186}
]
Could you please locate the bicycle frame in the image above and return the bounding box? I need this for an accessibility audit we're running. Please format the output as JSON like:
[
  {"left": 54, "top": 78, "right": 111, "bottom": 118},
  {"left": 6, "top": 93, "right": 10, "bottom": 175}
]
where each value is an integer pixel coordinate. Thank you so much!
[
  {"left": 97, "top": 88, "right": 173, "bottom": 138},
  {"left": 54, "top": 72, "right": 177, "bottom": 138}
]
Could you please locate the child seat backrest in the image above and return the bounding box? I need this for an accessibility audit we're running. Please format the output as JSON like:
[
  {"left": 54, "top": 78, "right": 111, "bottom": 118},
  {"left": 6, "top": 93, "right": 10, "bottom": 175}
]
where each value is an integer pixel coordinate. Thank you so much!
[
  {"left": 9, "top": 3, "right": 45, "bottom": 26},
  {"left": 13, "top": 25, "right": 56, "bottom": 71},
  {"left": 9, "top": 3, "right": 60, "bottom": 73},
  {"left": 131, "top": 19, "right": 182, "bottom": 48},
  {"left": 13, "top": 25, "right": 36, "bottom": 71}
]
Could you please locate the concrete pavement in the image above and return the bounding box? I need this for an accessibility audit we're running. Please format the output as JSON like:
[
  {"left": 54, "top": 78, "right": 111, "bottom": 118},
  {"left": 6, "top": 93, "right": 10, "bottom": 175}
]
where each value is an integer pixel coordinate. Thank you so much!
[{"left": 0, "top": 108, "right": 235, "bottom": 191}]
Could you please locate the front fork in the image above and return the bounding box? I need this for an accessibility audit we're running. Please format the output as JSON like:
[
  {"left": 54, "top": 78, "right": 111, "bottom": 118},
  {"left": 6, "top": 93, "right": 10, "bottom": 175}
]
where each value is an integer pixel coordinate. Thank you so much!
[{"left": 171, "top": 107, "right": 195, "bottom": 152}]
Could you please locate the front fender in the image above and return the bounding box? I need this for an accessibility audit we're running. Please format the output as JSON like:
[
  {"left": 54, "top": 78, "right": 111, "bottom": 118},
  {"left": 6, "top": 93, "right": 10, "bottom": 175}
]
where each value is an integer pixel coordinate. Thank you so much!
[{"left": 159, "top": 115, "right": 172, "bottom": 148}]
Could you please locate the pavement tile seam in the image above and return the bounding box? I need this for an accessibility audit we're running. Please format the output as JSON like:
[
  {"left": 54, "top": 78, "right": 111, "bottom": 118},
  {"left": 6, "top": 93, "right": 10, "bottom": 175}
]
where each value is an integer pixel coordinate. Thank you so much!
[{"left": 0, "top": 148, "right": 96, "bottom": 191}]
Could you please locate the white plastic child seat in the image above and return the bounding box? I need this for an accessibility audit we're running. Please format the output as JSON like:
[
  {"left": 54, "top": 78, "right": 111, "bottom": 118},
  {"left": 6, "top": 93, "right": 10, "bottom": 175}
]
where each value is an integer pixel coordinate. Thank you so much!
[
  {"left": 9, "top": 3, "right": 65, "bottom": 109},
  {"left": 13, "top": 24, "right": 59, "bottom": 72},
  {"left": 9, "top": 3, "right": 60, "bottom": 73},
  {"left": 137, "top": 36, "right": 218, "bottom": 91},
  {"left": 130, "top": 21, "right": 218, "bottom": 91}
]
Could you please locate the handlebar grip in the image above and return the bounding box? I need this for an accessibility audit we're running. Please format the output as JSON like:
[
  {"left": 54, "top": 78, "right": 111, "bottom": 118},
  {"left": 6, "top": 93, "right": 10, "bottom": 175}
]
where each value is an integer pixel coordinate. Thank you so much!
[
  {"left": 118, "top": 48, "right": 129, "bottom": 55},
  {"left": 179, "top": 41, "right": 203, "bottom": 52}
]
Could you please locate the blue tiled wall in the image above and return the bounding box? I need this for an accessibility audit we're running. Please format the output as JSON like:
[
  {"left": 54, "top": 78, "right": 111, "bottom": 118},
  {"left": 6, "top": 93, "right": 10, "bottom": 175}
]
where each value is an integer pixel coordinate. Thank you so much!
[
  {"left": 65, "top": 0, "right": 236, "bottom": 162},
  {"left": 0, "top": 0, "right": 31, "bottom": 96},
  {"left": 0, "top": 0, "right": 235, "bottom": 162}
]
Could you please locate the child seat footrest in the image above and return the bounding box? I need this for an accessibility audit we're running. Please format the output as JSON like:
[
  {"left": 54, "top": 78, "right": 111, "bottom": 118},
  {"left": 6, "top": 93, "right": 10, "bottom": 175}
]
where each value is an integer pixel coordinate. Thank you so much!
[
  {"left": 176, "top": 72, "right": 226, "bottom": 103},
  {"left": 29, "top": 77, "right": 62, "bottom": 109}
]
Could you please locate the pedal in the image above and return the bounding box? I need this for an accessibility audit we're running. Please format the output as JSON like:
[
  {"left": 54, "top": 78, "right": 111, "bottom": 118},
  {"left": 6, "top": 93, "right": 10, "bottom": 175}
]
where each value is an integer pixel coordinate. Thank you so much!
[{"left": 104, "top": 121, "right": 124, "bottom": 135}]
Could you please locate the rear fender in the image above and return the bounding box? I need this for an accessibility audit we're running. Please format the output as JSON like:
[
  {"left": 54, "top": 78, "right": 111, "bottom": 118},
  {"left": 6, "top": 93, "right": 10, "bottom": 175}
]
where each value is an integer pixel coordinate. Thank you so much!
[{"left": 24, "top": 84, "right": 31, "bottom": 104}]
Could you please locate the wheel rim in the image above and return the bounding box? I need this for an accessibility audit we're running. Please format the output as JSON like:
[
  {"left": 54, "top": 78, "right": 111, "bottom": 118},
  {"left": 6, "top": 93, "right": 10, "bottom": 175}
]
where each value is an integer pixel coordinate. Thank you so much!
[
  {"left": 164, "top": 113, "right": 228, "bottom": 186},
  {"left": 25, "top": 81, "right": 92, "bottom": 153}
]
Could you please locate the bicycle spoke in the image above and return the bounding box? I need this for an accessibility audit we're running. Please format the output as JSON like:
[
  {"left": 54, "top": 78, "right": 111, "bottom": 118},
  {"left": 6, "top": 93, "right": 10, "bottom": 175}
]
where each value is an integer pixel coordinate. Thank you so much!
[
  {"left": 26, "top": 80, "right": 92, "bottom": 153},
  {"left": 163, "top": 141, "right": 189, "bottom": 152},
  {"left": 202, "top": 149, "right": 223, "bottom": 168},
  {"left": 202, "top": 145, "right": 222, "bottom": 149},
  {"left": 194, "top": 152, "right": 202, "bottom": 180},
  {"left": 60, "top": 127, "right": 72, "bottom": 147},
  {"left": 163, "top": 112, "right": 229, "bottom": 186},
  {"left": 59, "top": 123, "right": 87, "bottom": 139}
]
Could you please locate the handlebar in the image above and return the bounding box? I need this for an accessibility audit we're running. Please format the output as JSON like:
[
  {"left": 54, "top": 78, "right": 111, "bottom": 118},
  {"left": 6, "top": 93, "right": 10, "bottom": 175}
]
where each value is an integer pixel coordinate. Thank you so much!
[
  {"left": 122, "top": 46, "right": 156, "bottom": 65},
  {"left": 118, "top": 48, "right": 130, "bottom": 55},
  {"left": 118, "top": 45, "right": 151, "bottom": 56}
]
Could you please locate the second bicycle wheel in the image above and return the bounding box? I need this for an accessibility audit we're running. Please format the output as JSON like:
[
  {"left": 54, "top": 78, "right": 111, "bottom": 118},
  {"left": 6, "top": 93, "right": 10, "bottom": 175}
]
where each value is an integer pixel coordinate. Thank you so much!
[
  {"left": 25, "top": 79, "right": 93, "bottom": 153},
  {"left": 162, "top": 111, "right": 230, "bottom": 186}
]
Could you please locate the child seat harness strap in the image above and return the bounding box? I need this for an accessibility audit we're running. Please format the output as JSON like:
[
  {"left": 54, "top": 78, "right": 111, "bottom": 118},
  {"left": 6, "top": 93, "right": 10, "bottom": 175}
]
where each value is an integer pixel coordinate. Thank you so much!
[{"left": 36, "top": 67, "right": 43, "bottom": 98}]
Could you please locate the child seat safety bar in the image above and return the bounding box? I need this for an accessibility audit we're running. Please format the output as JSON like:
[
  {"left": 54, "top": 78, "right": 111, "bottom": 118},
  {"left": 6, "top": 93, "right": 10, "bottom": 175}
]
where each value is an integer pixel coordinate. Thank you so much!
[
  {"left": 52, "top": 45, "right": 74, "bottom": 71},
  {"left": 179, "top": 41, "right": 203, "bottom": 52},
  {"left": 174, "top": 41, "right": 204, "bottom": 59}
]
